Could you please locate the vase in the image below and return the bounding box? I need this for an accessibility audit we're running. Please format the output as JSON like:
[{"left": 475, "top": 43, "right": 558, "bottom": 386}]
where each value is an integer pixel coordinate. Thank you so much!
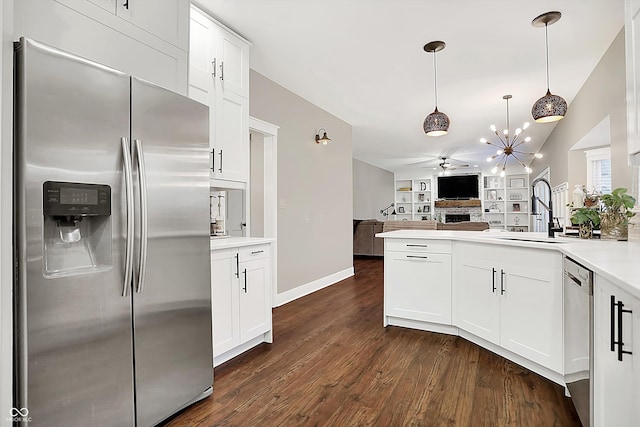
[
  {"left": 600, "top": 212, "right": 629, "bottom": 241},
  {"left": 578, "top": 222, "right": 593, "bottom": 239}
]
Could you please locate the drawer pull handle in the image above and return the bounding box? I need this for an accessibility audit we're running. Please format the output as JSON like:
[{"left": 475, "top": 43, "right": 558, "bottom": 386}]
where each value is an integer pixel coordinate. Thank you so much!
[
  {"left": 406, "top": 244, "right": 428, "bottom": 247},
  {"left": 500, "top": 269, "right": 505, "bottom": 295},
  {"left": 251, "top": 250, "right": 264, "bottom": 255},
  {"left": 406, "top": 255, "right": 428, "bottom": 259},
  {"left": 612, "top": 295, "right": 634, "bottom": 361},
  {"left": 492, "top": 268, "right": 496, "bottom": 293}
]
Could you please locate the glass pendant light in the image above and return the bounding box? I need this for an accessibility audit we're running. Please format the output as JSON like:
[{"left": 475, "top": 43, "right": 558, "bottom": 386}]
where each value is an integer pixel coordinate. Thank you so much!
[
  {"left": 531, "top": 11, "right": 567, "bottom": 123},
  {"left": 423, "top": 41, "right": 450, "bottom": 136}
]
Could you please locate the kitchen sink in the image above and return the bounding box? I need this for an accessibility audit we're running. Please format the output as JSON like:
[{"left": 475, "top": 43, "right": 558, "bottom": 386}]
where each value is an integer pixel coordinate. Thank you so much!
[{"left": 493, "top": 236, "right": 571, "bottom": 244}]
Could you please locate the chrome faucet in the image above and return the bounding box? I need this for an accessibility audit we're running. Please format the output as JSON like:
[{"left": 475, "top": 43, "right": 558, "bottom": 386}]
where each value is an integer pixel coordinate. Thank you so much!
[{"left": 531, "top": 177, "right": 563, "bottom": 238}]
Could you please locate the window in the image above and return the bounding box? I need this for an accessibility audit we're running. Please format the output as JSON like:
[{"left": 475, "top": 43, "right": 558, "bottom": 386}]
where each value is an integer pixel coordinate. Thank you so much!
[{"left": 585, "top": 147, "right": 611, "bottom": 194}]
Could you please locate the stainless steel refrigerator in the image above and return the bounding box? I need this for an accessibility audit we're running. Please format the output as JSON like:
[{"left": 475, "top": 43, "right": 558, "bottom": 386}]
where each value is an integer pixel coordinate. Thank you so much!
[{"left": 13, "top": 38, "right": 213, "bottom": 426}]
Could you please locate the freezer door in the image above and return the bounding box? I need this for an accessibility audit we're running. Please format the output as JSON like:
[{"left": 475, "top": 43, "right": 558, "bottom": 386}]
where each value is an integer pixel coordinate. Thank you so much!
[
  {"left": 130, "top": 77, "right": 213, "bottom": 426},
  {"left": 14, "top": 38, "right": 134, "bottom": 426}
]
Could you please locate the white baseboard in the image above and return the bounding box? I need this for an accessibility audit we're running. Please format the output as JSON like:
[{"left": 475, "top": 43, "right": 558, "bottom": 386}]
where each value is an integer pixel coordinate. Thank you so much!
[{"left": 274, "top": 267, "right": 354, "bottom": 307}]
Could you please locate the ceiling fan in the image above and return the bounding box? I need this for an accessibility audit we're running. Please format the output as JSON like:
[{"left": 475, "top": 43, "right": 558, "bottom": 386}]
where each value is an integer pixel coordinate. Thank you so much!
[{"left": 436, "top": 157, "right": 470, "bottom": 174}]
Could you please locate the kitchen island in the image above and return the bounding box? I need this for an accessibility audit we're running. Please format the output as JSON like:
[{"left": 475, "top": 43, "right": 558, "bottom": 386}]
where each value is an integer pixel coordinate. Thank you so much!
[{"left": 377, "top": 230, "right": 640, "bottom": 427}]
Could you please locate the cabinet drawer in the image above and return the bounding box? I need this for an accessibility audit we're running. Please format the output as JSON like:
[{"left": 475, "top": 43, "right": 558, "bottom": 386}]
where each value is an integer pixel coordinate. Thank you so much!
[
  {"left": 386, "top": 239, "right": 451, "bottom": 254},
  {"left": 239, "top": 244, "right": 270, "bottom": 262}
]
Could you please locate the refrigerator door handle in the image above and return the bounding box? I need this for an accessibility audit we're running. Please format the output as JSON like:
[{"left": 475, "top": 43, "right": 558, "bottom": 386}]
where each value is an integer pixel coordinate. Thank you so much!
[
  {"left": 134, "top": 139, "right": 148, "bottom": 293},
  {"left": 121, "top": 137, "right": 135, "bottom": 297}
]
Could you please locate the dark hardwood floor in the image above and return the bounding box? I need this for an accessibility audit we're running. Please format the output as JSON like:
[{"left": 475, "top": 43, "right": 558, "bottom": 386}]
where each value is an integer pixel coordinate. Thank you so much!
[{"left": 165, "top": 257, "right": 581, "bottom": 426}]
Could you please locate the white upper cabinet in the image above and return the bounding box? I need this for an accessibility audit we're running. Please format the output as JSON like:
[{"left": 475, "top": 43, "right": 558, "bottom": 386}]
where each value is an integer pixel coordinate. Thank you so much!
[
  {"left": 189, "top": 5, "right": 250, "bottom": 183},
  {"left": 59, "top": 0, "right": 189, "bottom": 50},
  {"left": 625, "top": 0, "right": 640, "bottom": 165},
  {"left": 18, "top": 0, "right": 188, "bottom": 94}
]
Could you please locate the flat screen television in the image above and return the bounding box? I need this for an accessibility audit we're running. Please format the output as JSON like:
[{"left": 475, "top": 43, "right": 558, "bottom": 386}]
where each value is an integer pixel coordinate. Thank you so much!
[{"left": 437, "top": 175, "right": 479, "bottom": 199}]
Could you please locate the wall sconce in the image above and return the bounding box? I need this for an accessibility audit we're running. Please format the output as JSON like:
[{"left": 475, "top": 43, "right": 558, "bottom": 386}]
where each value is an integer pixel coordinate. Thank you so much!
[{"left": 315, "top": 128, "right": 331, "bottom": 145}]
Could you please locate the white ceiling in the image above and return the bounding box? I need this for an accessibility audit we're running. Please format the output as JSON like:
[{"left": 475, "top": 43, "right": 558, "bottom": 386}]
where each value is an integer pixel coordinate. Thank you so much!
[{"left": 195, "top": 0, "right": 624, "bottom": 174}]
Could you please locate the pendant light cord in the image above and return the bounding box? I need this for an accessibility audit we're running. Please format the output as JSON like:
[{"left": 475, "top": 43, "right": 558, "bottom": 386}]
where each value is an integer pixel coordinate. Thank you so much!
[
  {"left": 505, "top": 97, "right": 510, "bottom": 141},
  {"left": 433, "top": 51, "right": 438, "bottom": 109},
  {"left": 545, "top": 23, "right": 550, "bottom": 91}
]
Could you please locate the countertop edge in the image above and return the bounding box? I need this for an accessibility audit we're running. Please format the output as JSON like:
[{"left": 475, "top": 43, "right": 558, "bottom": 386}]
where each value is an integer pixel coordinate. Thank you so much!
[
  {"left": 210, "top": 237, "right": 276, "bottom": 251},
  {"left": 377, "top": 230, "right": 640, "bottom": 299}
]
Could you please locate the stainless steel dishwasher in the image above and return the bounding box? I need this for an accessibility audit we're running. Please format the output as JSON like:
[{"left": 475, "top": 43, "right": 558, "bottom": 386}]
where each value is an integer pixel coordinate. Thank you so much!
[{"left": 564, "top": 256, "right": 593, "bottom": 427}]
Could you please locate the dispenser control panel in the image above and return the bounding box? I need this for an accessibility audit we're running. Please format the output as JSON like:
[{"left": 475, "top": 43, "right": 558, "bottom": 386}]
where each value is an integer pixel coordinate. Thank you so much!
[{"left": 43, "top": 181, "right": 111, "bottom": 216}]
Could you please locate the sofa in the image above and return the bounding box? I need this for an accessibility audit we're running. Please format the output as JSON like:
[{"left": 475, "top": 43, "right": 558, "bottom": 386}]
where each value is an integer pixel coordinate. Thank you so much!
[
  {"left": 353, "top": 219, "right": 384, "bottom": 256},
  {"left": 382, "top": 220, "right": 489, "bottom": 232}
]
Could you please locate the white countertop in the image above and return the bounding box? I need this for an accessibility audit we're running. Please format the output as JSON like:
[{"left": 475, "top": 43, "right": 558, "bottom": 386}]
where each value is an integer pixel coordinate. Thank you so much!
[
  {"left": 210, "top": 236, "right": 275, "bottom": 251},
  {"left": 377, "top": 230, "right": 640, "bottom": 299}
]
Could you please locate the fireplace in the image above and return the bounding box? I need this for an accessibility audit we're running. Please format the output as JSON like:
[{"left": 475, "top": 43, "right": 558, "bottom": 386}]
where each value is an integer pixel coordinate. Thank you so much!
[{"left": 445, "top": 214, "right": 470, "bottom": 223}]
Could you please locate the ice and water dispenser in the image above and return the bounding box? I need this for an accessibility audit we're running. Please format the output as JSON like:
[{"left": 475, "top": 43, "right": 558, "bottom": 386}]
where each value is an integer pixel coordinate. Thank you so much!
[{"left": 42, "top": 181, "right": 112, "bottom": 277}]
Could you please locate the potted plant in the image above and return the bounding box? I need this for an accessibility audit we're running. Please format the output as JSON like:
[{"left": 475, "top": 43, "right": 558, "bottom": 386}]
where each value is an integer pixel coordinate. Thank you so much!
[
  {"left": 600, "top": 188, "right": 636, "bottom": 241},
  {"left": 570, "top": 206, "right": 600, "bottom": 239}
]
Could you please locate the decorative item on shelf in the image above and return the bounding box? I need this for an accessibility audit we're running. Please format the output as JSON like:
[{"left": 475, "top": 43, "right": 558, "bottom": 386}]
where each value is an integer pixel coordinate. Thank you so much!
[
  {"left": 570, "top": 206, "right": 600, "bottom": 239},
  {"left": 509, "top": 193, "right": 523, "bottom": 200},
  {"left": 423, "top": 41, "right": 450, "bottom": 136},
  {"left": 398, "top": 206, "right": 405, "bottom": 213},
  {"left": 487, "top": 189, "right": 497, "bottom": 201},
  {"left": 514, "top": 216, "right": 520, "bottom": 225},
  {"left": 418, "top": 193, "right": 425, "bottom": 202},
  {"left": 380, "top": 203, "right": 395, "bottom": 218},
  {"left": 482, "top": 95, "right": 542, "bottom": 177},
  {"left": 600, "top": 187, "right": 636, "bottom": 241},
  {"left": 315, "top": 128, "right": 331, "bottom": 145},
  {"left": 417, "top": 206, "right": 422, "bottom": 213},
  {"left": 512, "top": 203, "right": 521, "bottom": 212},
  {"left": 531, "top": 11, "right": 567, "bottom": 123},
  {"left": 398, "top": 187, "right": 411, "bottom": 192},
  {"left": 509, "top": 177, "right": 526, "bottom": 188}
]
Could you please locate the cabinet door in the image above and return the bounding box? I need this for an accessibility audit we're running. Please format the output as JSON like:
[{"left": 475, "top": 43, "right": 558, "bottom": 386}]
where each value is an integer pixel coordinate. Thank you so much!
[
  {"left": 214, "top": 90, "right": 249, "bottom": 182},
  {"left": 385, "top": 252, "right": 452, "bottom": 324},
  {"left": 593, "top": 275, "right": 638, "bottom": 426},
  {"left": 188, "top": 7, "right": 218, "bottom": 172},
  {"left": 115, "top": 0, "right": 189, "bottom": 49},
  {"left": 453, "top": 255, "right": 500, "bottom": 345},
  {"left": 626, "top": 0, "right": 640, "bottom": 164},
  {"left": 499, "top": 255, "right": 563, "bottom": 373},
  {"left": 239, "top": 257, "right": 271, "bottom": 341},
  {"left": 215, "top": 26, "right": 250, "bottom": 98},
  {"left": 211, "top": 249, "right": 240, "bottom": 357}
]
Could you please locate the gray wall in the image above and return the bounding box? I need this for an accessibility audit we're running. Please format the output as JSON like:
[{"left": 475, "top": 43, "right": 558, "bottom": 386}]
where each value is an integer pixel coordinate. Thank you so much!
[
  {"left": 249, "top": 70, "right": 353, "bottom": 294},
  {"left": 353, "top": 158, "right": 394, "bottom": 220},
  {"left": 531, "top": 30, "right": 633, "bottom": 191}
]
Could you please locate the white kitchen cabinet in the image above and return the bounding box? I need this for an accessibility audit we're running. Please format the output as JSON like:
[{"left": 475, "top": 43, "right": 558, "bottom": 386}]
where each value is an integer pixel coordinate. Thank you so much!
[
  {"left": 210, "top": 248, "right": 240, "bottom": 356},
  {"left": 626, "top": 0, "right": 640, "bottom": 165},
  {"left": 593, "top": 274, "right": 640, "bottom": 426},
  {"left": 384, "top": 240, "right": 452, "bottom": 325},
  {"left": 16, "top": 0, "right": 189, "bottom": 94},
  {"left": 210, "top": 243, "right": 272, "bottom": 366},
  {"left": 57, "top": 0, "right": 189, "bottom": 50},
  {"left": 453, "top": 242, "right": 563, "bottom": 373},
  {"left": 453, "top": 255, "right": 500, "bottom": 344},
  {"left": 239, "top": 257, "right": 270, "bottom": 341},
  {"left": 189, "top": 5, "right": 250, "bottom": 183}
]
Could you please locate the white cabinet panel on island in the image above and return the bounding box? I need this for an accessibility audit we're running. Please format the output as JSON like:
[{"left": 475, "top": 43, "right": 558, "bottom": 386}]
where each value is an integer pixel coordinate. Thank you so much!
[
  {"left": 453, "top": 242, "right": 563, "bottom": 374},
  {"left": 210, "top": 240, "right": 273, "bottom": 367},
  {"left": 593, "top": 274, "right": 640, "bottom": 426},
  {"left": 384, "top": 240, "right": 452, "bottom": 329}
]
